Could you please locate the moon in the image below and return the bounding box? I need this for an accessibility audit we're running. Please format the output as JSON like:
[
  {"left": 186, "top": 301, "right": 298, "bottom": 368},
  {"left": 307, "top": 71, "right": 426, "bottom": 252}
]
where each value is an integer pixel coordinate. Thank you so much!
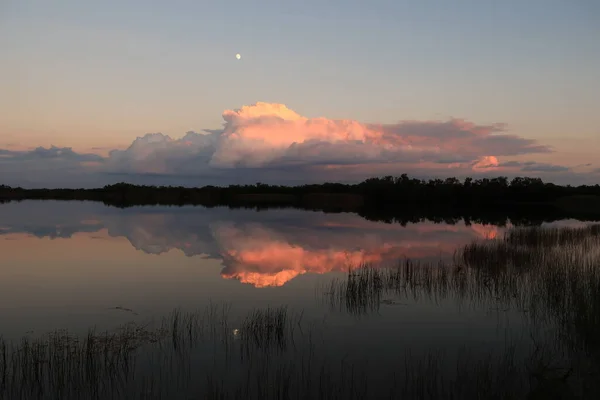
[{"left": 235, "top": 53, "right": 241, "bottom": 60}]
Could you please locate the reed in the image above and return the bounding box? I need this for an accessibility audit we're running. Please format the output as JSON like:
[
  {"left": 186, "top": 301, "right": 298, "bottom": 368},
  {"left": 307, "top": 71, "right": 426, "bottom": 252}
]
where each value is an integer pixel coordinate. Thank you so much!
[
  {"left": 3, "top": 224, "right": 600, "bottom": 398},
  {"left": 1, "top": 305, "right": 598, "bottom": 399}
]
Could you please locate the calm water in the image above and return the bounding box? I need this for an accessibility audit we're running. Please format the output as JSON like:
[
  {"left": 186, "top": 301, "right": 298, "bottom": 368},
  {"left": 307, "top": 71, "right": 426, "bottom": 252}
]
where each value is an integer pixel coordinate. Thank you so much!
[
  {"left": 0, "top": 201, "right": 513, "bottom": 335},
  {"left": 0, "top": 201, "right": 585, "bottom": 333},
  {"left": 0, "top": 201, "right": 594, "bottom": 398}
]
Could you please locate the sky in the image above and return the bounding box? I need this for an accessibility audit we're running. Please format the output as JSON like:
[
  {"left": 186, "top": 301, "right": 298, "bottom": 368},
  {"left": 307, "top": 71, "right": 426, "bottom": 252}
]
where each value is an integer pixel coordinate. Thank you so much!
[{"left": 1, "top": 0, "right": 599, "bottom": 188}]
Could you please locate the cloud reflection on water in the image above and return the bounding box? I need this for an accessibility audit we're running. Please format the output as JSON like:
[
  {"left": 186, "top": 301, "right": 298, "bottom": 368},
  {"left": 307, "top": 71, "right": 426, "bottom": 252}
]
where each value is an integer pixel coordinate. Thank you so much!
[{"left": 0, "top": 202, "right": 508, "bottom": 287}]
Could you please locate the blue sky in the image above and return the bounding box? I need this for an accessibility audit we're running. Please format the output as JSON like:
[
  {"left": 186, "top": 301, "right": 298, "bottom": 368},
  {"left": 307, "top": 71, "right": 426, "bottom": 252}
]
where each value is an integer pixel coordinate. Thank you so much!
[{"left": 0, "top": 0, "right": 599, "bottom": 187}]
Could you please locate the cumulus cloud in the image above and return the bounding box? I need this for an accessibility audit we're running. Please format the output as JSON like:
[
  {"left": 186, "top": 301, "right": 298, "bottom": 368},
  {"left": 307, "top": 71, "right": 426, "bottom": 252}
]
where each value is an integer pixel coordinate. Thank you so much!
[
  {"left": 1, "top": 102, "right": 593, "bottom": 187},
  {"left": 99, "top": 102, "right": 552, "bottom": 176},
  {"left": 205, "top": 103, "right": 551, "bottom": 170},
  {"left": 106, "top": 134, "right": 195, "bottom": 175}
]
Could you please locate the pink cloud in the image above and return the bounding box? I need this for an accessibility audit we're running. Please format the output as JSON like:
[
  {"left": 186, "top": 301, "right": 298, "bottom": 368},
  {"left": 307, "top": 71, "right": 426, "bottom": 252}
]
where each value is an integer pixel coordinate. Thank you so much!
[
  {"left": 5, "top": 101, "right": 592, "bottom": 188},
  {"left": 99, "top": 102, "right": 553, "bottom": 179},
  {"left": 472, "top": 156, "right": 500, "bottom": 171},
  {"left": 207, "top": 103, "right": 550, "bottom": 170}
]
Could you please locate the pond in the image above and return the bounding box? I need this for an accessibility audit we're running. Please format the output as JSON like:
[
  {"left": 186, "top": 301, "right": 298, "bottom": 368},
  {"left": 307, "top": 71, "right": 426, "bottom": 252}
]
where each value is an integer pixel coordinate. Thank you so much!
[{"left": 0, "top": 201, "right": 597, "bottom": 399}]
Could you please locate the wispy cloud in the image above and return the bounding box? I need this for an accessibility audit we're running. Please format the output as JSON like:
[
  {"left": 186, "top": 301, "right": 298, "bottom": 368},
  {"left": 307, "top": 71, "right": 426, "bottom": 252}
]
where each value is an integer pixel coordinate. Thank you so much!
[
  {"left": 0, "top": 146, "right": 103, "bottom": 162},
  {"left": 521, "top": 163, "right": 569, "bottom": 173},
  {"left": 499, "top": 160, "right": 570, "bottom": 173}
]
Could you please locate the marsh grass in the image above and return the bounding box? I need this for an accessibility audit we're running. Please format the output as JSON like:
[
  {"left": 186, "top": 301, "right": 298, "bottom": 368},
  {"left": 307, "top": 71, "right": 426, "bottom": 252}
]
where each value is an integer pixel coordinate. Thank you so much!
[
  {"left": 321, "top": 223, "right": 600, "bottom": 397},
  {"left": 324, "top": 225, "right": 600, "bottom": 317},
  {"left": 0, "top": 305, "right": 597, "bottom": 399},
  {"left": 321, "top": 259, "right": 529, "bottom": 316},
  {"left": 238, "top": 306, "right": 305, "bottom": 354},
  {"left": 0, "top": 303, "right": 328, "bottom": 400},
  {"left": 504, "top": 224, "right": 600, "bottom": 248},
  {"left": 3, "top": 224, "right": 600, "bottom": 399},
  {"left": 0, "top": 322, "right": 168, "bottom": 400}
]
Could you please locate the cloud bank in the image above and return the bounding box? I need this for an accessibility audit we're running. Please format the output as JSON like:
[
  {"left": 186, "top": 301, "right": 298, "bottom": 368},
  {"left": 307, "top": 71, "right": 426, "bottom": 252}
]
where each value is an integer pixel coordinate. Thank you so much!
[
  {"left": 104, "top": 102, "right": 551, "bottom": 174},
  {"left": 1, "top": 102, "right": 594, "bottom": 187}
]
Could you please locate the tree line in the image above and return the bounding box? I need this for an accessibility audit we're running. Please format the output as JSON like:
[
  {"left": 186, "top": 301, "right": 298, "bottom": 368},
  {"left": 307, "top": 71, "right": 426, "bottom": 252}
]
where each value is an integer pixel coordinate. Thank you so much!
[{"left": 1, "top": 175, "right": 599, "bottom": 214}]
